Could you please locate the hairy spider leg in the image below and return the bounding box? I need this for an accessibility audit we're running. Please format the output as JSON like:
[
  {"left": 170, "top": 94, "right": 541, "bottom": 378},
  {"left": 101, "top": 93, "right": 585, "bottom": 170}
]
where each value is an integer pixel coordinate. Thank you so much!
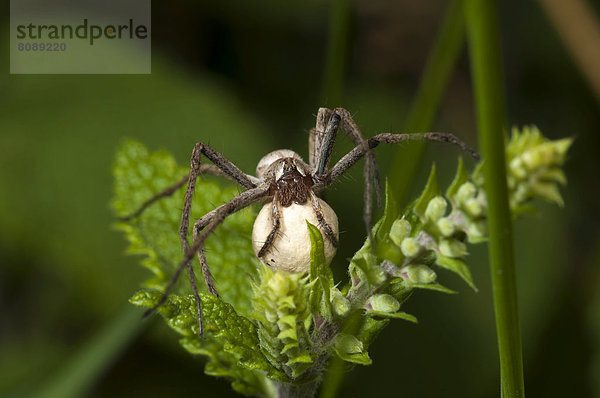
[
  {"left": 142, "top": 141, "right": 269, "bottom": 337},
  {"left": 118, "top": 163, "right": 250, "bottom": 222},
  {"left": 179, "top": 143, "right": 252, "bottom": 335},
  {"left": 314, "top": 131, "right": 480, "bottom": 193},
  {"left": 144, "top": 184, "right": 270, "bottom": 336},
  {"left": 309, "top": 191, "right": 339, "bottom": 248},
  {"left": 315, "top": 110, "right": 341, "bottom": 177},
  {"left": 194, "top": 246, "right": 219, "bottom": 298},
  {"left": 334, "top": 108, "right": 384, "bottom": 227},
  {"left": 257, "top": 195, "right": 282, "bottom": 259},
  {"left": 311, "top": 108, "right": 383, "bottom": 238}
]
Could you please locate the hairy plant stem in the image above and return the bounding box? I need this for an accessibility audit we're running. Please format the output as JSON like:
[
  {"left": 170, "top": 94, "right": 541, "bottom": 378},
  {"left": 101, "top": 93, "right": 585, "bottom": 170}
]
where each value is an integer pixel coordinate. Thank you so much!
[
  {"left": 273, "top": 381, "right": 321, "bottom": 398},
  {"left": 464, "top": 0, "right": 526, "bottom": 397},
  {"left": 267, "top": 318, "right": 339, "bottom": 398}
]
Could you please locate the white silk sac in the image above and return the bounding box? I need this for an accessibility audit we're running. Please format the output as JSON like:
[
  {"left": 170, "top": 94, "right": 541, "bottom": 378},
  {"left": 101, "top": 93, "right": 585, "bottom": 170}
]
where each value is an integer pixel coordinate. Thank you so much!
[{"left": 252, "top": 198, "right": 339, "bottom": 273}]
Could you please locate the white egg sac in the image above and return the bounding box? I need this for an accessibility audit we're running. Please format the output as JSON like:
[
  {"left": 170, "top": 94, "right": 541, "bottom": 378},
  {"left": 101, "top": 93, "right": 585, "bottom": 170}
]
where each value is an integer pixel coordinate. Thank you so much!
[{"left": 252, "top": 198, "right": 339, "bottom": 273}]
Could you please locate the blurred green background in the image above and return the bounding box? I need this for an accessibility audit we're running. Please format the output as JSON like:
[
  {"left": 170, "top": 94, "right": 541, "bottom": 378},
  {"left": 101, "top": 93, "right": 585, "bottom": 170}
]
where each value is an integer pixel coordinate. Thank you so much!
[{"left": 1, "top": 0, "right": 599, "bottom": 397}]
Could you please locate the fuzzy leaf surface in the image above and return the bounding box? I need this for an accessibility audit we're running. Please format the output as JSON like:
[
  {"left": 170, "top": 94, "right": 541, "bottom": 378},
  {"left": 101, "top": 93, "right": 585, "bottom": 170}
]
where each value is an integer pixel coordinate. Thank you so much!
[
  {"left": 111, "top": 139, "right": 258, "bottom": 316},
  {"left": 130, "top": 290, "right": 284, "bottom": 394}
]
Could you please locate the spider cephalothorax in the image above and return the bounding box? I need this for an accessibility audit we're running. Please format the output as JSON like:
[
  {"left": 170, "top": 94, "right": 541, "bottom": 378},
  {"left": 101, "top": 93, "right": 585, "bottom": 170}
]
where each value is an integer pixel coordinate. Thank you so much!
[
  {"left": 121, "top": 107, "right": 479, "bottom": 336},
  {"left": 262, "top": 152, "right": 314, "bottom": 206}
]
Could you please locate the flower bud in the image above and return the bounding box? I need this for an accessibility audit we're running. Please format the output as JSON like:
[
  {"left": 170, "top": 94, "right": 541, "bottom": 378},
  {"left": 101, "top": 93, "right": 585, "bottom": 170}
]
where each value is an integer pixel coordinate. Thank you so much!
[
  {"left": 335, "top": 334, "right": 364, "bottom": 355},
  {"left": 331, "top": 288, "right": 351, "bottom": 317},
  {"left": 522, "top": 149, "right": 542, "bottom": 170},
  {"left": 267, "top": 272, "right": 291, "bottom": 297},
  {"left": 437, "top": 217, "right": 456, "bottom": 237},
  {"left": 467, "top": 219, "right": 488, "bottom": 240},
  {"left": 367, "top": 294, "right": 400, "bottom": 313},
  {"left": 371, "top": 266, "right": 388, "bottom": 285},
  {"left": 465, "top": 198, "right": 484, "bottom": 218},
  {"left": 425, "top": 196, "right": 447, "bottom": 221},
  {"left": 456, "top": 182, "right": 477, "bottom": 204},
  {"left": 390, "top": 218, "right": 411, "bottom": 247},
  {"left": 509, "top": 157, "right": 527, "bottom": 179},
  {"left": 400, "top": 237, "right": 421, "bottom": 258},
  {"left": 439, "top": 239, "right": 467, "bottom": 258},
  {"left": 400, "top": 264, "right": 437, "bottom": 284}
]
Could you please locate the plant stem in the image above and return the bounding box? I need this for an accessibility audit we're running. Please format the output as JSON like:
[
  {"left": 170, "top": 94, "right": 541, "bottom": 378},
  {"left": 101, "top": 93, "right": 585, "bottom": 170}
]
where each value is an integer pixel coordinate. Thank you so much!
[
  {"left": 388, "top": 0, "right": 466, "bottom": 204},
  {"left": 321, "top": 0, "right": 350, "bottom": 107},
  {"left": 274, "top": 380, "right": 320, "bottom": 398},
  {"left": 464, "top": 1, "right": 525, "bottom": 397}
]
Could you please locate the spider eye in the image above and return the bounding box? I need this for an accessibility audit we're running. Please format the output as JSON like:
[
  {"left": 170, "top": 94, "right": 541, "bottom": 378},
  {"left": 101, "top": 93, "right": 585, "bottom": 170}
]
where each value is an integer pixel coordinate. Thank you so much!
[{"left": 256, "top": 149, "right": 303, "bottom": 178}]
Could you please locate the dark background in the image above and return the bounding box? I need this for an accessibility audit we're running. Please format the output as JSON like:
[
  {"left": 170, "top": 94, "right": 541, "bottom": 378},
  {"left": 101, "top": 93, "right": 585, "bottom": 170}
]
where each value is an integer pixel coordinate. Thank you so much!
[{"left": 1, "top": 0, "right": 599, "bottom": 397}]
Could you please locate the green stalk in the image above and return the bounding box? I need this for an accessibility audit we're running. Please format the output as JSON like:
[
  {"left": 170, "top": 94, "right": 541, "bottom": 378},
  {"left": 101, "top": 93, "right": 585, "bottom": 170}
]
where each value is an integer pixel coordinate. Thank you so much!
[
  {"left": 464, "top": 1, "right": 525, "bottom": 397},
  {"left": 320, "top": 0, "right": 350, "bottom": 107},
  {"left": 388, "top": 0, "right": 466, "bottom": 204}
]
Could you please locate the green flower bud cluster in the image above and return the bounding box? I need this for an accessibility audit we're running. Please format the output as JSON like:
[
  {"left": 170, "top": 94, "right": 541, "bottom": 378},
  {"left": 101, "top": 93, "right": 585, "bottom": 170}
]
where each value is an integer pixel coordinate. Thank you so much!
[
  {"left": 386, "top": 190, "right": 477, "bottom": 290},
  {"left": 380, "top": 126, "right": 572, "bottom": 293},
  {"left": 447, "top": 181, "right": 488, "bottom": 243},
  {"left": 475, "top": 125, "right": 573, "bottom": 213},
  {"left": 252, "top": 264, "right": 313, "bottom": 379},
  {"left": 396, "top": 192, "right": 475, "bottom": 258}
]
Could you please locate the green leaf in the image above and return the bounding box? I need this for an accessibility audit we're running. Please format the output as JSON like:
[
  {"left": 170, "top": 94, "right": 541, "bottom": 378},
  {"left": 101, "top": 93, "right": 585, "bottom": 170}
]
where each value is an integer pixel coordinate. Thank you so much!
[
  {"left": 112, "top": 140, "right": 258, "bottom": 316},
  {"left": 541, "top": 168, "right": 567, "bottom": 185},
  {"left": 355, "top": 317, "right": 390, "bottom": 350},
  {"left": 408, "top": 283, "right": 457, "bottom": 294},
  {"left": 130, "top": 290, "right": 285, "bottom": 392},
  {"left": 413, "top": 164, "right": 441, "bottom": 220},
  {"left": 332, "top": 334, "right": 372, "bottom": 366},
  {"left": 373, "top": 182, "right": 406, "bottom": 265},
  {"left": 308, "top": 222, "right": 334, "bottom": 321},
  {"left": 375, "top": 181, "right": 400, "bottom": 240},
  {"left": 446, "top": 157, "right": 471, "bottom": 199},
  {"left": 130, "top": 291, "right": 272, "bottom": 369},
  {"left": 365, "top": 310, "right": 418, "bottom": 323},
  {"left": 530, "top": 181, "right": 564, "bottom": 207},
  {"left": 180, "top": 337, "right": 268, "bottom": 395},
  {"left": 386, "top": 280, "right": 414, "bottom": 304},
  {"left": 349, "top": 250, "right": 386, "bottom": 289},
  {"left": 435, "top": 254, "right": 477, "bottom": 291}
]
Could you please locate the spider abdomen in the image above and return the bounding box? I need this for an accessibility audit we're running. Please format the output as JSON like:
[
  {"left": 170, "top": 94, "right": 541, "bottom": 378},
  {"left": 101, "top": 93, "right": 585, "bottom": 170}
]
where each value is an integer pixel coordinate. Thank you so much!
[{"left": 252, "top": 198, "right": 338, "bottom": 273}]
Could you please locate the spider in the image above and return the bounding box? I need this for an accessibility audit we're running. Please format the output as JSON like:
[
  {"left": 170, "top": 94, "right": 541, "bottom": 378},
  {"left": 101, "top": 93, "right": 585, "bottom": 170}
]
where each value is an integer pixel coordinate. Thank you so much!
[{"left": 121, "top": 107, "right": 479, "bottom": 337}]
